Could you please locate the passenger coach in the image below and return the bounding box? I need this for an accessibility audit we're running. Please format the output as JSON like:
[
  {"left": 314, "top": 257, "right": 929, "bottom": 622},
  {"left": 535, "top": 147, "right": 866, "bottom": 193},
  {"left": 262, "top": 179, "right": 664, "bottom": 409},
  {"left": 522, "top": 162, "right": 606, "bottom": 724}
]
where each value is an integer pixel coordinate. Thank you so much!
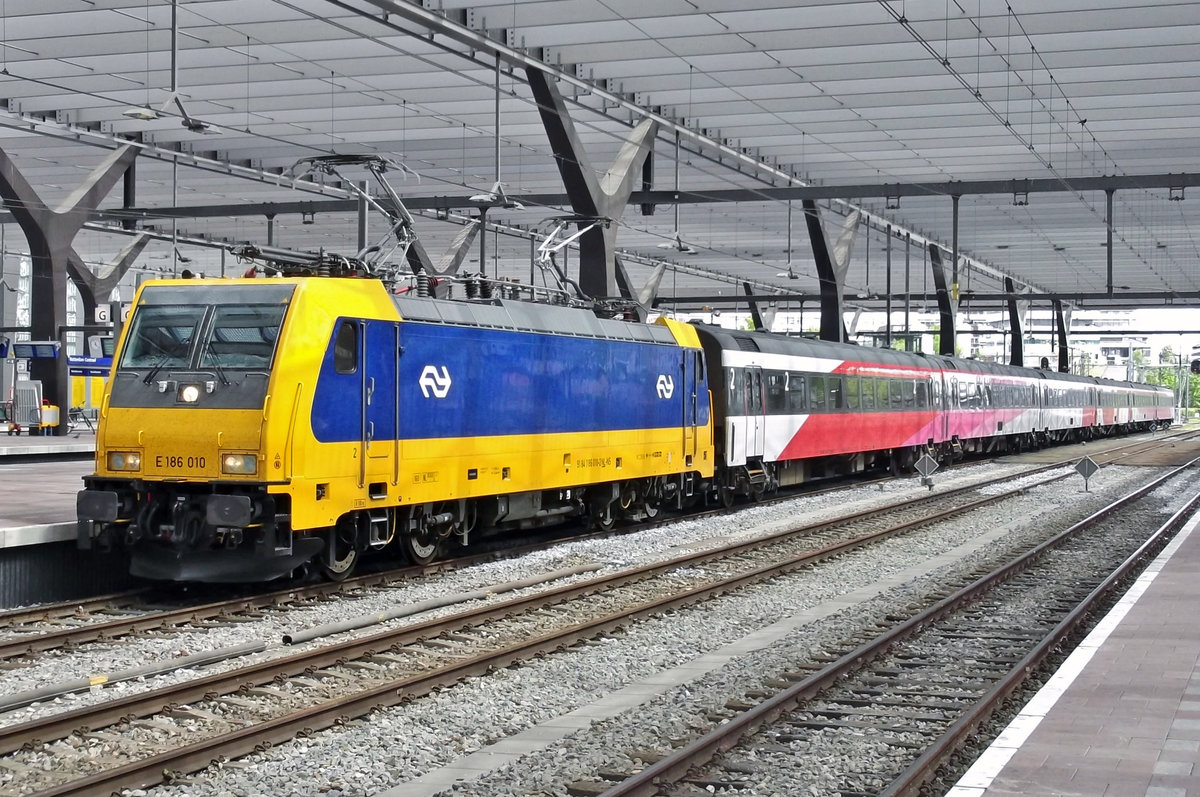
[{"left": 695, "top": 325, "right": 1174, "bottom": 502}]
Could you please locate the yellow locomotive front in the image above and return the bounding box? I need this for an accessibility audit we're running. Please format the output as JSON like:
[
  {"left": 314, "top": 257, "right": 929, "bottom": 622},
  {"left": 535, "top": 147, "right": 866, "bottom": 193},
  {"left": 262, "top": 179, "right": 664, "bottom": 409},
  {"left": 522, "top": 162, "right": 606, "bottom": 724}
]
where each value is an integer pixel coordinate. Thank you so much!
[{"left": 76, "top": 279, "right": 310, "bottom": 581}]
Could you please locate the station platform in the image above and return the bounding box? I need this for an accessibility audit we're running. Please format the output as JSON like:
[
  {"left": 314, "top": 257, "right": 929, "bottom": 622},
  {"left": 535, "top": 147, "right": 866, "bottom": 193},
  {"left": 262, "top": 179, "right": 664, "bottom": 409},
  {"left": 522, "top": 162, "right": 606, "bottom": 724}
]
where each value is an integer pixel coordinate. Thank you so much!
[
  {"left": 0, "top": 431, "right": 130, "bottom": 606},
  {"left": 949, "top": 510, "right": 1200, "bottom": 797},
  {"left": 0, "top": 432, "right": 94, "bottom": 550}
]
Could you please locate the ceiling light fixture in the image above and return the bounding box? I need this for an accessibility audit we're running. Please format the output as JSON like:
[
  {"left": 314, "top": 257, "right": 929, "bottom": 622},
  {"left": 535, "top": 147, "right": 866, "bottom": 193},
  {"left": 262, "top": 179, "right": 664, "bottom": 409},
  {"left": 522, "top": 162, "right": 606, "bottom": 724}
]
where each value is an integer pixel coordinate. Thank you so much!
[
  {"left": 468, "top": 181, "right": 523, "bottom": 209},
  {"left": 122, "top": 106, "right": 161, "bottom": 121},
  {"left": 657, "top": 231, "right": 697, "bottom": 255}
]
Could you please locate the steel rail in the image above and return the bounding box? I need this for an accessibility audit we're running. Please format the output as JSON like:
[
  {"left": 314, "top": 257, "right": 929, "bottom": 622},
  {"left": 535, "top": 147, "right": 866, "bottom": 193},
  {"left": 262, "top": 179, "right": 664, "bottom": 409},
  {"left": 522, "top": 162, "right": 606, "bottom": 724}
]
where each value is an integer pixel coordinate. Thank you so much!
[
  {"left": 7, "top": 428, "right": 1185, "bottom": 660},
  {"left": 5, "top": 470, "right": 1073, "bottom": 793},
  {"left": 0, "top": 528, "right": 615, "bottom": 659},
  {"left": 2, "top": 464, "right": 1058, "bottom": 757},
  {"left": 880, "top": 486, "right": 1200, "bottom": 797},
  {"left": 0, "top": 589, "right": 148, "bottom": 629},
  {"left": 596, "top": 457, "right": 1200, "bottom": 797}
]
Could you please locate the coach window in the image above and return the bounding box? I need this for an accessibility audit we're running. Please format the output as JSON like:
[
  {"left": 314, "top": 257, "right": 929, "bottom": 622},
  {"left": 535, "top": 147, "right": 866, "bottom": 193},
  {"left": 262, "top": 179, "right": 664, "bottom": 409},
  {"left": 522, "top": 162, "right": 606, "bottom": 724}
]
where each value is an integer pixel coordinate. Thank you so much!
[
  {"left": 860, "top": 378, "right": 875, "bottom": 410},
  {"left": 810, "top": 375, "right": 826, "bottom": 411},
  {"left": 846, "top": 376, "right": 860, "bottom": 410},
  {"left": 728, "top": 368, "right": 745, "bottom": 413},
  {"left": 766, "top": 372, "right": 787, "bottom": 414},
  {"left": 334, "top": 320, "right": 358, "bottom": 374},
  {"left": 915, "top": 381, "right": 928, "bottom": 408},
  {"left": 787, "top": 373, "right": 806, "bottom": 413},
  {"left": 828, "top": 376, "right": 843, "bottom": 410}
]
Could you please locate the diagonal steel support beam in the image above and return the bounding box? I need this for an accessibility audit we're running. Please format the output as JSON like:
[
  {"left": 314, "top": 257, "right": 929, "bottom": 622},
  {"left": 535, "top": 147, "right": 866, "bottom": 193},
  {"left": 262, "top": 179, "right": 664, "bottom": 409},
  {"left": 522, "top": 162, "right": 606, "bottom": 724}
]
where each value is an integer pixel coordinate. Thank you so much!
[
  {"left": 742, "top": 282, "right": 777, "bottom": 332},
  {"left": 0, "top": 144, "right": 138, "bottom": 430},
  {"left": 928, "top": 244, "right": 957, "bottom": 357},
  {"left": 802, "top": 200, "right": 848, "bottom": 343},
  {"left": 1053, "top": 300, "right": 1071, "bottom": 373},
  {"left": 526, "top": 66, "right": 658, "bottom": 300},
  {"left": 1005, "top": 276, "right": 1024, "bottom": 366}
]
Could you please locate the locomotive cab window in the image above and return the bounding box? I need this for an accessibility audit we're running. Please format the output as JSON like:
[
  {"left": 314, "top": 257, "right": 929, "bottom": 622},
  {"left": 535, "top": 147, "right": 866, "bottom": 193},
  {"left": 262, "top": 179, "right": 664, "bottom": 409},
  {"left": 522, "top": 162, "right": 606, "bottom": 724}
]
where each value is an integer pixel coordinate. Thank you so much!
[
  {"left": 118, "top": 283, "right": 294, "bottom": 373},
  {"left": 334, "top": 321, "right": 358, "bottom": 374},
  {"left": 119, "top": 305, "right": 205, "bottom": 368},
  {"left": 200, "top": 304, "right": 287, "bottom": 370}
]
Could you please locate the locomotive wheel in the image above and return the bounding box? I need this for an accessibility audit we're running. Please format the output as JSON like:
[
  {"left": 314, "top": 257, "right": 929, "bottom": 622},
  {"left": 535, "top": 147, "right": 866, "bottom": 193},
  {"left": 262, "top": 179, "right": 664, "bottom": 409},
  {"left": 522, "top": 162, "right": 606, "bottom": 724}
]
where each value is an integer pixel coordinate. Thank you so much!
[
  {"left": 590, "top": 502, "right": 616, "bottom": 531},
  {"left": 320, "top": 520, "right": 359, "bottom": 581},
  {"left": 718, "top": 484, "right": 736, "bottom": 508},
  {"left": 403, "top": 530, "right": 440, "bottom": 566},
  {"left": 641, "top": 500, "right": 660, "bottom": 520}
]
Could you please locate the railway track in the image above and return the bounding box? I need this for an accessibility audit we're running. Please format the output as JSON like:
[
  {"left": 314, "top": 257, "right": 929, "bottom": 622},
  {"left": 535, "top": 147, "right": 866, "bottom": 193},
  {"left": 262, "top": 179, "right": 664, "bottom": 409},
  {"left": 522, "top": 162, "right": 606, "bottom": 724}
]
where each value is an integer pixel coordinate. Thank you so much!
[
  {"left": 4, "top": 429, "right": 1183, "bottom": 663},
  {"left": 0, "top": 449, "right": 1174, "bottom": 795},
  {"left": 578, "top": 458, "right": 1200, "bottom": 797}
]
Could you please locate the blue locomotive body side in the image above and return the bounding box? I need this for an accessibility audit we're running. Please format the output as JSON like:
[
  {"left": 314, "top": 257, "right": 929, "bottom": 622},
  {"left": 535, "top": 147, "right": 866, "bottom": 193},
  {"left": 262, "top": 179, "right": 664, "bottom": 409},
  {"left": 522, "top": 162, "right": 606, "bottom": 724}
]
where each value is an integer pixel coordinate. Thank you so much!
[{"left": 310, "top": 320, "right": 707, "bottom": 443}]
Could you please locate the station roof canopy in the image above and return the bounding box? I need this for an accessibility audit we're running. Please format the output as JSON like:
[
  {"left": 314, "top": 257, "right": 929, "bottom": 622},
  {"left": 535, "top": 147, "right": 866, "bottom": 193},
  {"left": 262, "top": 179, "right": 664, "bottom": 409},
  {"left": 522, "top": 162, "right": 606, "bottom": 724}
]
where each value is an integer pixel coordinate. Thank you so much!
[{"left": 1, "top": 0, "right": 1198, "bottom": 312}]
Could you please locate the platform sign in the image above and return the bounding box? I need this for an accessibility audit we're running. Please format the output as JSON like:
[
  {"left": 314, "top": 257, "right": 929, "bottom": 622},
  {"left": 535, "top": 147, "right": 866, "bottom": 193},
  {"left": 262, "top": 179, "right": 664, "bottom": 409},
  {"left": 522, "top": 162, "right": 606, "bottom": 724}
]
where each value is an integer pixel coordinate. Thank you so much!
[
  {"left": 11, "top": 341, "right": 60, "bottom": 359},
  {"left": 93, "top": 303, "right": 131, "bottom": 324},
  {"left": 915, "top": 453, "right": 939, "bottom": 491},
  {"left": 67, "top": 355, "right": 112, "bottom": 377},
  {"left": 1075, "top": 456, "right": 1100, "bottom": 492}
]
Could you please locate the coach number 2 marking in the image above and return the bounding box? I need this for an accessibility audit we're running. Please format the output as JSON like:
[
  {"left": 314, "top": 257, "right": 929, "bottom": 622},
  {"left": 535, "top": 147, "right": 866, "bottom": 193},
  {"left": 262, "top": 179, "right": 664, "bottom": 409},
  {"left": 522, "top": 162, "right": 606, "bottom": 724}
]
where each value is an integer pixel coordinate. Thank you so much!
[
  {"left": 656, "top": 374, "right": 675, "bottom": 399},
  {"left": 419, "top": 365, "right": 452, "bottom": 398}
]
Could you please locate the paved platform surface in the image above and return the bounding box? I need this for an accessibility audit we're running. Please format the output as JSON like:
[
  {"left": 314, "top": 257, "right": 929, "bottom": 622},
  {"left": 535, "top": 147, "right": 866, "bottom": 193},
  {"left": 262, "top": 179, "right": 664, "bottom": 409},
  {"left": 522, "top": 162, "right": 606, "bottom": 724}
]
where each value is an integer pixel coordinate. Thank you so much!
[
  {"left": 949, "top": 510, "right": 1200, "bottom": 797},
  {"left": 0, "top": 432, "right": 93, "bottom": 547}
]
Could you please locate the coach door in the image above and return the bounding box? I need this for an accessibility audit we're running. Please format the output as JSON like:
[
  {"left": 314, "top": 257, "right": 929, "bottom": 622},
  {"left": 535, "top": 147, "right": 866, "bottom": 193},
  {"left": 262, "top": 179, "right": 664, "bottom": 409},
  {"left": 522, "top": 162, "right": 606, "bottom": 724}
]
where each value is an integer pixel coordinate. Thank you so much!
[
  {"left": 747, "top": 366, "right": 766, "bottom": 459},
  {"left": 361, "top": 321, "right": 400, "bottom": 493},
  {"left": 940, "top": 371, "right": 954, "bottom": 442}
]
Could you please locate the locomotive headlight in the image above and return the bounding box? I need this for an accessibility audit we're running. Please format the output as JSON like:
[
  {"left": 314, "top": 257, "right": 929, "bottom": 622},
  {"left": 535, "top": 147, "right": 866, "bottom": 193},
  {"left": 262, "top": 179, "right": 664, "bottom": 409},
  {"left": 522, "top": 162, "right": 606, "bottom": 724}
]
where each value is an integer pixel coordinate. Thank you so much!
[
  {"left": 178, "top": 384, "right": 202, "bottom": 403},
  {"left": 107, "top": 451, "right": 141, "bottom": 472},
  {"left": 221, "top": 453, "right": 257, "bottom": 475}
]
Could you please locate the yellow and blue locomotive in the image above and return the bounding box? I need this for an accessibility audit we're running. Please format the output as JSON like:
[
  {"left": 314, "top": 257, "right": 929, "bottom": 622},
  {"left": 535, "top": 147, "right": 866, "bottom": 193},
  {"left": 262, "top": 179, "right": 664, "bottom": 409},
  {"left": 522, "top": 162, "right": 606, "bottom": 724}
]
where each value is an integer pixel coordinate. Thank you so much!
[{"left": 77, "top": 276, "right": 714, "bottom": 582}]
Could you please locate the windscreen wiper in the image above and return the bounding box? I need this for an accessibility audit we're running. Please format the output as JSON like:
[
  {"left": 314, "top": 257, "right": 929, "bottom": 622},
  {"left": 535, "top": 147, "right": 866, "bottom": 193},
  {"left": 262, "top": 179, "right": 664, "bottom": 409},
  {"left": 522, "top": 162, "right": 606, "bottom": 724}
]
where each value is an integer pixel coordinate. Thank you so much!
[
  {"left": 141, "top": 339, "right": 191, "bottom": 385},
  {"left": 200, "top": 338, "right": 231, "bottom": 386}
]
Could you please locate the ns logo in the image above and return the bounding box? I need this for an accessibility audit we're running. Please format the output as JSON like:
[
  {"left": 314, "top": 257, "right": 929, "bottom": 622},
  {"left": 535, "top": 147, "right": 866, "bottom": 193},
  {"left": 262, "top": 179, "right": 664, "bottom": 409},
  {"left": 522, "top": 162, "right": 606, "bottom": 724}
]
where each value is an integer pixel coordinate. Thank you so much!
[
  {"left": 656, "top": 375, "right": 674, "bottom": 399},
  {"left": 419, "top": 365, "right": 452, "bottom": 398}
]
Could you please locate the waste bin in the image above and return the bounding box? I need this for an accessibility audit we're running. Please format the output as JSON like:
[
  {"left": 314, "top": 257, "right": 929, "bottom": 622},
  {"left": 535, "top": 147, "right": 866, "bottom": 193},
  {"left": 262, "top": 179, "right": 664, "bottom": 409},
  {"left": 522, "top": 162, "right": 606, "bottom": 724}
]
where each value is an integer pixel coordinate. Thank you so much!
[{"left": 38, "top": 404, "right": 59, "bottom": 434}]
